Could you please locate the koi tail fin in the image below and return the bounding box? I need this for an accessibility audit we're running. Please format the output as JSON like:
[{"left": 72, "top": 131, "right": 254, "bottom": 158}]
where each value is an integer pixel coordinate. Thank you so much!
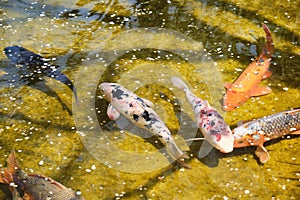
[
  {"left": 262, "top": 23, "right": 273, "bottom": 44},
  {"left": 0, "top": 151, "right": 19, "bottom": 185},
  {"left": 166, "top": 141, "right": 186, "bottom": 158},
  {"left": 6, "top": 151, "right": 20, "bottom": 174},
  {"left": 0, "top": 151, "right": 24, "bottom": 199},
  {"left": 171, "top": 76, "right": 188, "bottom": 91},
  {"left": 166, "top": 141, "right": 190, "bottom": 168},
  {"left": 46, "top": 69, "right": 78, "bottom": 104},
  {"left": 0, "top": 169, "right": 13, "bottom": 184},
  {"left": 261, "top": 23, "right": 274, "bottom": 58},
  {"left": 177, "top": 157, "right": 191, "bottom": 169}
]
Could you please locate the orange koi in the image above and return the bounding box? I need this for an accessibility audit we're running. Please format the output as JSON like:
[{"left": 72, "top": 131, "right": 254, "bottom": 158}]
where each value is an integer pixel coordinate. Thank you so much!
[
  {"left": 233, "top": 109, "right": 300, "bottom": 163},
  {"left": 223, "top": 23, "right": 274, "bottom": 111}
]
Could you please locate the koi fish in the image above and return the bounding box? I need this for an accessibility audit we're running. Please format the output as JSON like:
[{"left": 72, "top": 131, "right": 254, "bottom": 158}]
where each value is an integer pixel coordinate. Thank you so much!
[
  {"left": 171, "top": 76, "right": 234, "bottom": 158},
  {"left": 0, "top": 151, "right": 82, "bottom": 200},
  {"left": 3, "top": 45, "right": 78, "bottom": 103},
  {"left": 233, "top": 109, "right": 300, "bottom": 163},
  {"left": 99, "top": 82, "right": 190, "bottom": 168},
  {"left": 223, "top": 23, "right": 274, "bottom": 111}
]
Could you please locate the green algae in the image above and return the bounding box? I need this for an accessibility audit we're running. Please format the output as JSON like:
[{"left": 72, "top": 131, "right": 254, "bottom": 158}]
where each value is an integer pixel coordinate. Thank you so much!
[{"left": 0, "top": 0, "right": 299, "bottom": 199}]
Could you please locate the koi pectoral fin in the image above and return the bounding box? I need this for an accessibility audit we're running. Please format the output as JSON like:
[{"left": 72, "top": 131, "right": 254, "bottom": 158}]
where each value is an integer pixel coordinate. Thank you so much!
[
  {"left": 107, "top": 104, "right": 120, "bottom": 120},
  {"left": 224, "top": 83, "right": 232, "bottom": 90},
  {"left": 115, "top": 115, "right": 131, "bottom": 129},
  {"left": 251, "top": 86, "right": 271, "bottom": 97},
  {"left": 255, "top": 145, "right": 270, "bottom": 163},
  {"left": 262, "top": 70, "right": 272, "bottom": 79},
  {"left": 198, "top": 140, "right": 214, "bottom": 158}
]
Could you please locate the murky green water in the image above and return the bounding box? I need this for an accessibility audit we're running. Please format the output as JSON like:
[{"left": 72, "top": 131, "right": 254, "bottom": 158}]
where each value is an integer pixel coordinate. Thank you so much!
[{"left": 0, "top": 0, "right": 299, "bottom": 199}]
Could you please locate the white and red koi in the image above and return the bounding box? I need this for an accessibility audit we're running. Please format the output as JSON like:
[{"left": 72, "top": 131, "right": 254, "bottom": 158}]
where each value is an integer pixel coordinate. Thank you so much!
[
  {"left": 223, "top": 23, "right": 274, "bottom": 111},
  {"left": 99, "top": 82, "right": 190, "bottom": 168},
  {"left": 233, "top": 108, "right": 300, "bottom": 163},
  {"left": 171, "top": 77, "right": 234, "bottom": 158}
]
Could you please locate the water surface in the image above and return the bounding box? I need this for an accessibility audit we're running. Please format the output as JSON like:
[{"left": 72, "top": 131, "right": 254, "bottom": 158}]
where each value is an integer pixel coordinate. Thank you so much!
[{"left": 0, "top": 0, "right": 299, "bottom": 199}]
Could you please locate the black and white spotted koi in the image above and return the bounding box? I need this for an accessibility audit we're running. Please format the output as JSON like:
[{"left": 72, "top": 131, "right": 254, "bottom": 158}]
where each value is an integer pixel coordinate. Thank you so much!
[{"left": 99, "top": 82, "right": 190, "bottom": 168}]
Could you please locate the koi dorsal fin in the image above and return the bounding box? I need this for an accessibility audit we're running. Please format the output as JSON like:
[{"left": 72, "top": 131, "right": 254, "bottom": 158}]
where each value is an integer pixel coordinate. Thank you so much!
[{"left": 27, "top": 174, "right": 66, "bottom": 189}]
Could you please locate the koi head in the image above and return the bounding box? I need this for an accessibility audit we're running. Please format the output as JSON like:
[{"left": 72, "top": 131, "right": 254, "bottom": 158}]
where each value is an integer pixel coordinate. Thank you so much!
[
  {"left": 99, "top": 82, "right": 113, "bottom": 102},
  {"left": 233, "top": 124, "right": 266, "bottom": 148},
  {"left": 99, "top": 83, "right": 128, "bottom": 102},
  {"left": 200, "top": 109, "right": 234, "bottom": 153},
  {"left": 208, "top": 127, "right": 234, "bottom": 153},
  {"left": 234, "top": 132, "right": 265, "bottom": 148}
]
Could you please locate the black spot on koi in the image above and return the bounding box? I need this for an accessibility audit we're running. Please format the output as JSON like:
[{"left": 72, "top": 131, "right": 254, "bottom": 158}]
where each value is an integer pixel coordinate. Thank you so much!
[
  {"left": 145, "top": 115, "right": 160, "bottom": 129},
  {"left": 142, "top": 110, "right": 151, "bottom": 121},
  {"left": 133, "top": 114, "right": 139, "bottom": 122},
  {"left": 193, "top": 101, "right": 202, "bottom": 108},
  {"left": 112, "top": 87, "right": 129, "bottom": 100},
  {"left": 209, "top": 120, "right": 215, "bottom": 126},
  {"left": 237, "top": 139, "right": 244, "bottom": 144}
]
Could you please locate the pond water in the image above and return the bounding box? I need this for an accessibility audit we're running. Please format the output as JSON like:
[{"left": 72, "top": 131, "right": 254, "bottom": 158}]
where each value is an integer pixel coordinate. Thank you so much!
[{"left": 0, "top": 0, "right": 299, "bottom": 199}]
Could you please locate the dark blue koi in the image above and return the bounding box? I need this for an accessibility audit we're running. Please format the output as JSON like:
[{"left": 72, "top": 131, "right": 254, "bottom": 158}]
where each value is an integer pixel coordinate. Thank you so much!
[{"left": 3, "top": 45, "right": 78, "bottom": 103}]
